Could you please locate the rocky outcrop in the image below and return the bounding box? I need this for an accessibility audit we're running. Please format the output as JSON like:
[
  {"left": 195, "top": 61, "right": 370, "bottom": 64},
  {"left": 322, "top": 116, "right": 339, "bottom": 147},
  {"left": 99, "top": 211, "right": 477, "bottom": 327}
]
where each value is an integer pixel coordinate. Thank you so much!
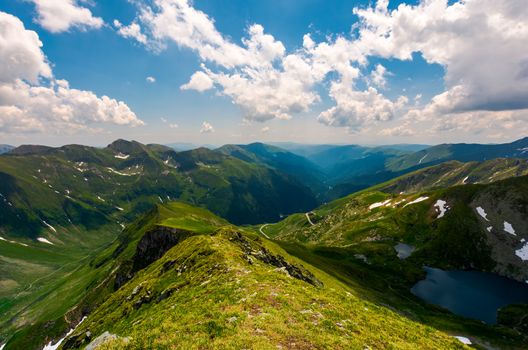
[
  {"left": 114, "top": 226, "right": 195, "bottom": 289},
  {"left": 228, "top": 231, "right": 323, "bottom": 287}
]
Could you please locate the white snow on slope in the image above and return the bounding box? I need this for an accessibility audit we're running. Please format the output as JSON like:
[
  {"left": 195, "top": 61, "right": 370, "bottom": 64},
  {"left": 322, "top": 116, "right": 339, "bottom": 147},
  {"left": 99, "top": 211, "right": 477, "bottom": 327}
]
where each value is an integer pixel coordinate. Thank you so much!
[
  {"left": 42, "top": 221, "right": 57, "bottom": 233},
  {"left": 434, "top": 199, "right": 448, "bottom": 219},
  {"left": 97, "top": 196, "right": 105, "bottom": 202},
  {"left": 403, "top": 196, "right": 429, "bottom": 207},
  {"left": 516, "top": 242, "right": 528, "bottom": 261},
  {"left": 106, "top": 167, "right": 138, "bottom": 176},
  {"left": 461, "top": 176, "right": 469, "bottom": 184},
  {"left": 476, "top": 207, "right": 489, "bottom": 221},
  {"left": 486, "top": 226, "right": 493, "bottom": 232},
  {"left": 503, "top": 221, "right": 516, "bottom": 236},
  {"left": 42, "top": 316, "right": 86, "bottom": 350},
  {"left": 37, "top": 237, "right": 53, "bottom": 245},
  {"left": 453, "top": 336, "right": 472, "bottom": 345},
  {"left": 418, "top": 154, "right": 427, "bottom": 164},
  {"left": 115, "top": 206, "right": 124, "bottom": 211},
  {"left": 114, "top": 153, "right": 130, "bottom": 159},
  {"left": 0, "top": 236, "right": 28, "bottom": 247},
  {"left": 369, "top": 199, "right": 391, "bottom": 210}
]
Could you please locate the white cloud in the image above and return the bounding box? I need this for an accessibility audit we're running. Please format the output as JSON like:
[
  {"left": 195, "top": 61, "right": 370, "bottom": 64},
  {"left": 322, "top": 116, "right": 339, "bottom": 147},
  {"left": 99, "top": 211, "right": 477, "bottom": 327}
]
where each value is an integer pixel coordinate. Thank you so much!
[
  {"left": 261, "top": 126, "right": 270, "bottom": 133},
  {"left": 354, "top": 0, "right": 528, "bottom": 113},
  {"left": 369, "top": 64, "right": 388, "bottom": 89},
  {"left": 160, "top": 117, "right": 167, "bottom": 123},
  {"left": 114, "top": 19, "right": 148, "bottom": 45},
  {"left": 180, "top": 71, "right": 213, "bottom": 92},
  {"left": 169, "top": 123, "right": 178, "bottom": 128},
  {"left": 200, "top": 121, "right": 214, "bottom": 133},
  {"left": 0, "top": 12, "right": 52, "bottom": 83},
  {"left": 31, "top": 0, "right": 103, "bottom": 33},
  {"left": 146, "top": 76, "right": 156, "bottom": 83},
  {"left": 0, "top": 12, "right": 142, "bottom": 134},
  {"left": 318, "top": 86, "right": 408, "bottom": 131},
  {"left": 379, "top": 123, "right": 415, "bottom": 137},
  {"left": 118, "top": 0, "right": 528, "bottom": 137}
]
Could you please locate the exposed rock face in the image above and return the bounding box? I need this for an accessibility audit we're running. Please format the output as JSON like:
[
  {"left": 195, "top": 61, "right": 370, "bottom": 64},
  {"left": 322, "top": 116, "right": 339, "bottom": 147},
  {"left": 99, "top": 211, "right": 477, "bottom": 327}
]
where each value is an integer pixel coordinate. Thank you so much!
[
  {"left": 132, "top": 226, "right": 194, "bottom": 271},
  {"left": 228, "top": 231, "right": 323, "bottom": 287},
  {"left": 471, "top": 178, "right": 528, "bottom": 282},
  {"left": 114, "top": 226, "right": 194, "bottom": 289}
]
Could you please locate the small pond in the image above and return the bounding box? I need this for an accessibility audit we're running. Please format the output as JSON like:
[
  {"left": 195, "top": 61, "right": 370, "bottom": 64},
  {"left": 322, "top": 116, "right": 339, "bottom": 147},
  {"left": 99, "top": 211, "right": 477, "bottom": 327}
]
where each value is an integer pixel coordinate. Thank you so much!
[
  {"left": 411, "top": 267, "right": 528, "bottom": 324},
  {"left": 394, "top": 243, "right": 415, "bottom": 259}
]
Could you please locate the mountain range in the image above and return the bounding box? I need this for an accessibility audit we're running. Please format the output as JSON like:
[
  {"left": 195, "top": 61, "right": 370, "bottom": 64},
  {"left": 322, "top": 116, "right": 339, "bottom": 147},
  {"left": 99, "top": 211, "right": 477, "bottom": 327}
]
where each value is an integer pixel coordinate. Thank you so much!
[{"left": 1, "top": 137, "right": 528, "bottom": 349}]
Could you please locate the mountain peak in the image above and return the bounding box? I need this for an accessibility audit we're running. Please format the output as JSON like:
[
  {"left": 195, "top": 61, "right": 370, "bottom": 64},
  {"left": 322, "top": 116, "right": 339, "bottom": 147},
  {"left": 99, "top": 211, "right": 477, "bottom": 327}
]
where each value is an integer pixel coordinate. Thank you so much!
[
  {"left": 9, "top": 144, "right": 54, "bottom": 155},
  {"left": 106, "top": 139, "right": 147, "bottom": 155}
]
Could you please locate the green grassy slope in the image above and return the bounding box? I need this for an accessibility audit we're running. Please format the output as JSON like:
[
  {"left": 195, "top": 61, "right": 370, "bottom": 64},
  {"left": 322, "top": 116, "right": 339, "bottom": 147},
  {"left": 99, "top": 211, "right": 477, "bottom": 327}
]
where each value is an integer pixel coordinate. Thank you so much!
[
  {"left": 3, "top": 200, "right": 526, "bottom": 349},
  {"left": 0, "top": 140, "right": 318, "bottom": 347},
  {"left": 21, "top": 202, "right": 471, "bottom": 350},
  {"left": 264, "top": 174, "right": 528, "bottom": 282},
  {"left": 217, "top": 142, "right": 328, "bottom": 199}
]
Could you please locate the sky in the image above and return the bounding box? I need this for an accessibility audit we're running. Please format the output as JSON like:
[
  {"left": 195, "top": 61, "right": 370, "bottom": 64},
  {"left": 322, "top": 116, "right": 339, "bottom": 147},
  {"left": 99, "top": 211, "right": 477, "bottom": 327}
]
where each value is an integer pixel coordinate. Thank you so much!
[{"left": 0, "top": 0, "right": 527, "bottom": 147}]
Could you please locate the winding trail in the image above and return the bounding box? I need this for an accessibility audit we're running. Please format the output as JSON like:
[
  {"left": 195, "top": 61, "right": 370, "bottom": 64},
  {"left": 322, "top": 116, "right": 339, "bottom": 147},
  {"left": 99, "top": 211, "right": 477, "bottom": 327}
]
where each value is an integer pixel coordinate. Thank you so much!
[
  {"left": 305, "top": 212, "right": 315, "bottom": 226},
  {"left": 259, "top": 224, "right": 270, "bottom": 239}
]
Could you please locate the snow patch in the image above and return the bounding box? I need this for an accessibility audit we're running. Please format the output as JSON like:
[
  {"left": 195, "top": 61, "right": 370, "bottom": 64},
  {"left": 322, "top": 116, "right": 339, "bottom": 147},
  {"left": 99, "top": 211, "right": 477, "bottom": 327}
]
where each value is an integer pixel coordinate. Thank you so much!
[
  {"left": 403, "top": 196, "right": 429, "bottom": 207},
  {"left": 434, "top": 199, "right": 448, "bottom": 219},
  {"left": 475, "top": 207, "right": 489, "bottom": 221},
  {"left": 42, "top": 316, "right": 86, "bottom": 350},
  {"left": 115, "top": 206, "right": 124, "bottom": 211},
  {"left": 461, "top": 176, "right": 469, "bottom": 184},
  {"left": 97, "top": 196, "right": 105, "bottom": 202},
  {"left": 418, "top": 154, "right": 428, "bottom": 164},
  {"left": 0, "top": 236, "right": 28, "bottom": 247},
  {"left": 515, "top": 242, "right": 528, "bottom": 261},
  {"left": 453, "top": 336, "right": 472, "bottom": 345},
  {"left": 369, "top": 199, "right": 391, "bottom": 210},
  {"left": 114, "top": 153, "right": 130, "bottom": 159},
  {"left": 503, "top": 221, "right": 516, "bottom": 236},
  {"left": 106, "top": 167, "right": 138, "bottom": 176},
  {"left": 486, "top": 226, "right": 493, "bottom": 232},
  {"left": 37, "top": 237, "right": 53, "bottom": 245},
  {"left": 42, "top": 221, "right": 57, "bottom": 233}
]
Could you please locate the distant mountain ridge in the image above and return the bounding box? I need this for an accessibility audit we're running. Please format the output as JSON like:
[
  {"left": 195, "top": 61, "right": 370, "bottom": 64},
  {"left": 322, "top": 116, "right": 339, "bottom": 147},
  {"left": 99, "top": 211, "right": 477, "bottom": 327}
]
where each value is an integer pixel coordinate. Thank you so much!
[
  {"left": 0, "top": 144, "right": 14, "bottom": 154},
  {"left": 387, "top": 137, "right": 528, "bottom": 172}
]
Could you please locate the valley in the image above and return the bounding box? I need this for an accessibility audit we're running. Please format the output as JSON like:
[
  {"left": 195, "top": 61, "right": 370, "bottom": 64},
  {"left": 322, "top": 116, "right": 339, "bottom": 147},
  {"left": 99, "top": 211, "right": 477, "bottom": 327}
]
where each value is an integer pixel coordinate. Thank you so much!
[{"left": 0, "top": 138, "right": 528, "bottom": 349}]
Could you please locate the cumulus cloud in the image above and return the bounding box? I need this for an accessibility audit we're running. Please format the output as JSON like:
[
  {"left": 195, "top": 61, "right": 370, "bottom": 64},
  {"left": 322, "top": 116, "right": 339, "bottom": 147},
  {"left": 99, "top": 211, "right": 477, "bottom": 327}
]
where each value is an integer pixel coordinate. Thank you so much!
[
  {"left": 318, "top": 86, "right": 408, "bottom": 131},
  {"left": 200, "top": 121, "right": 214, "bottom": 133},
  {"left": 146, "top": 76, "right": 156, "bottom": 83},
  {"left": 180, "top": 71, "right": 213, "bottom": 92},
  {"left": 0, "top": 12, "right": 142, "bottom": 134},
  {"left": 114, "top": 19, "right": 148, "bottom": 44},
  {"left": 261, "top": 126, "right": 270, "bottom": 133},
  {"left": 354, "top": 0, "right": 528, "bottom": 115},
  {"left": 369, "top": 64, "right": 389, "bottom": 89},
  {"left": 0, "top": 12, "right": 52, "bottom": 84},
  {"left": 31, "top": 0, "right": 103, "bottom": 33},
  {"left": 117, "top": 0, "right": 528, "bottom": 137}
]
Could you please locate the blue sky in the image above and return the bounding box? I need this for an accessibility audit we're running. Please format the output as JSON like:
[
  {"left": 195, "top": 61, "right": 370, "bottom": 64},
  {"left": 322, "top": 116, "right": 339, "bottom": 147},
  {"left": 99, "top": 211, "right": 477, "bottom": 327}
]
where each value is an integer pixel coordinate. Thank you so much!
[{"left": 0, "top": 0, "right": 526, "bottom": 146}]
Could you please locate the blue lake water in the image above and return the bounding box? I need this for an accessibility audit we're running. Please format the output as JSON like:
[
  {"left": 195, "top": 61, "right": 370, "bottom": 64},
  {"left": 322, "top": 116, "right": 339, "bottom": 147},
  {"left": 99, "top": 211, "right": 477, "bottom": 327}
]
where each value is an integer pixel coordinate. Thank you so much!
[{"left": 411, "top": 267, "right": 528, "bottom": 324}]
